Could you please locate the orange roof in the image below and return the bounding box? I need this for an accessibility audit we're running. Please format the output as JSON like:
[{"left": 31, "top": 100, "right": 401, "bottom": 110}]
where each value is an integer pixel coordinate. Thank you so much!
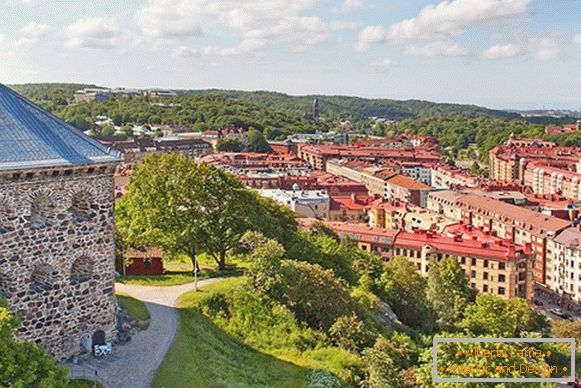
[{"left": 386, "top": 174, "right": 432, "bottom": 190}]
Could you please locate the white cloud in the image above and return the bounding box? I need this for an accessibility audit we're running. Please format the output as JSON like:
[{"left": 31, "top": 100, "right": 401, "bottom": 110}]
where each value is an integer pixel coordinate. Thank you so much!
[
  {"left": 356, "top": 25, "right": 386, "bottom": 51},
  {"left": 329, "top": 20, "right": 361, "bottom": 31},
  {"left": 174, "top": 46, "right": 199, "bottom": 58},
  {"left": 529, "top": 38, "right": 560, "bottom": 61},
  {"left": 15, "top": 22, "right": 52, "bottom": 47},
  {"left": 66, "top": 17, "right": 120, "bottom": 49},
  {"left": 333, "top": 0, "right": 364, "bottom": 13},
  {"left": 387, "top": 0, "right": 529, "bottom": 42},
  {"left": 134, "top": 0, "right": 329, "bottom": 56},
  {"left": 575, "top": 34, "right": 581, "bottom": 44},
  {"left": 406, "top": 40, "right": 469, "bottom": 57},
  {"left": 482, "top": 43, "right": 521, "bottom": 59},
  {"left": 370, "top": 58, "right": 397, "bottom": 70}
]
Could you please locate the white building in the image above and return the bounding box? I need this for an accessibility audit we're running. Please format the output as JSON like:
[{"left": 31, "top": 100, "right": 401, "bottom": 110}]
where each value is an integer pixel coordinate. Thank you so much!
[
  {"left": 258, "top": 189, "right": 329, "bottom": 219},
  {"left": 546, "top": 226, "right": 581, "bottom": 302}
]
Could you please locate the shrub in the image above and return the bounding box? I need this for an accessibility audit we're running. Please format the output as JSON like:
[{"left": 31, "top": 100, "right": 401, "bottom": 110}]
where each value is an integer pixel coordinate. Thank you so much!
[
  {"left": 307, "top": 370, "right": 342, "bottom": 388},
  {"left": 329, "top": 315, "right": 374, "bottom": 353}
]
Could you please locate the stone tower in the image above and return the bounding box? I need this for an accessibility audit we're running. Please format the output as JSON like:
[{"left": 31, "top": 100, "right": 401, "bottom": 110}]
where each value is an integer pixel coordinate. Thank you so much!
[
  {"left": 312, "top": 97, "right": 320, "bottom": 120},
  {"left": 0, "top": 85, "right": 122, "bottom": 360}
]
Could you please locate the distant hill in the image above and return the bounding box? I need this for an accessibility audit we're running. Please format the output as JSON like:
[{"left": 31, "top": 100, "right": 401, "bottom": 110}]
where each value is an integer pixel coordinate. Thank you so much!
[
  {"left": 179, "top": 90, "right": 521, "bottom": 121},
  {"left": 10, "top": 83, "right": 520, "bottom": 121}
]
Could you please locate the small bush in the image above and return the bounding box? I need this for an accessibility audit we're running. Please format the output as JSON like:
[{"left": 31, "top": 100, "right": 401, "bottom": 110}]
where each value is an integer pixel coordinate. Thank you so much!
[{"left": 307, "top": 370, "right": 342, "bottom": 388}]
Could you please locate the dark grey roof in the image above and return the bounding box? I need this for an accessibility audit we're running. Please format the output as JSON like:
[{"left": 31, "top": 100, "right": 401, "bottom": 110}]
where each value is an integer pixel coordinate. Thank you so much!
[{"left": 0, "top": 84, "right": 122, "bottom": 171}]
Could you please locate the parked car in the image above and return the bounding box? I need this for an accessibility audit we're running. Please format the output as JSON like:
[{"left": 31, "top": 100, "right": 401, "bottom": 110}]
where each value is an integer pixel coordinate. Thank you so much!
[
  {"left": 533, "top": 299, "right": 543, "bottom": 306},
  {"left": 550, "top": 308, "right": 567, "bottom": 318}
]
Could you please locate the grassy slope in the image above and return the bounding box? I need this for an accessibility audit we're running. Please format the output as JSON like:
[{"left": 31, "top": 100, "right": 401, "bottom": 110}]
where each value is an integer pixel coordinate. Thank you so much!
[
  {"left": 153, "top": 278, "right": 309, "bottom": 388},
  {"left": 116, "top": 292, "right": 151, "bottom": 330}
]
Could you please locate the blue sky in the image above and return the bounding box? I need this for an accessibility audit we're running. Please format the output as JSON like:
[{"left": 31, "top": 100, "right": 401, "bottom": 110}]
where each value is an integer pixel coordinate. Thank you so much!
[{"left": 0, "top": 0, "right": 579, "bottom": 110}]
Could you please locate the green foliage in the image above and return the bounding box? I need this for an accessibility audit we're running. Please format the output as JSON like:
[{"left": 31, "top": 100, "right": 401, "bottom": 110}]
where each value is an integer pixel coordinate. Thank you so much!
[
  {"left": 427, "top": 257, "right": 473, "bottom": 331},
  {"left": 306, "top": 370, "right": 342, "bottom": 388},
  {"left": 378, "top": 257, "right": 434, "bottom": 332},
  {"left": 550, "top": 319, "right": 581, "bottom": 344},
  {"left": 215, "top": 137, "right": 244, "bottom": 152},
  {"left": 0, "top": 301, "right": 69, "bottom": 387},
  {"left": 116, "top": 153, "right": 295, "bottom": 270},
  {"left": 278, "top": 261, "right": 356, "bottom": 331},
  {"left": 247, "top": 129, "right": 271, "bottom": 153},
  {"left": 287, "top": 229, "right": 358, "bottom": 285},
  {"left": 329, "top": 314, "right": 374, "bottom": 353},
  {"left": 361, "top": 336, "right": 405, "bottom": 388},
  {"left": 202, "top": 289, "right": 319, "bottom": 352},
  {"left": 460, "top": 293, "right": 546, "bottom": 337}
]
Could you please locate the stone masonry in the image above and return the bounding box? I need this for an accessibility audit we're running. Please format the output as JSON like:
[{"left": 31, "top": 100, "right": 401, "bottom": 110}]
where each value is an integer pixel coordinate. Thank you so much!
[{"left": 0, "top": 164, "right": 118, "bottom": 360}]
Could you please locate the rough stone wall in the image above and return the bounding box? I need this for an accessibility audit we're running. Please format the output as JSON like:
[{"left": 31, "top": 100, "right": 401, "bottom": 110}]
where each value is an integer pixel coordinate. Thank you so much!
[{"left": 0, "top": 164, "right": 117, "bottom": 360}]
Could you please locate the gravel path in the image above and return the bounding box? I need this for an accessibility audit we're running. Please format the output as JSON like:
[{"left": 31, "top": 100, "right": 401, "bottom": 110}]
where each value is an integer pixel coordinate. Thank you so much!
[{"left": 66, "top": 278, "right": 224, "bottom": 388}]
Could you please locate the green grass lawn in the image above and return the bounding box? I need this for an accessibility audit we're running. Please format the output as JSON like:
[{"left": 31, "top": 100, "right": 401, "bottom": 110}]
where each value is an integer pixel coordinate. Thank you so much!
[
  {"left": 116, "top": 292, "right": 150, "bottom": 330},
  {"left": 153, "top": 277, "right": 310, "bottom": 388},
  {"left": 116, "top": 254, "right": 245, "bottom": 286}
]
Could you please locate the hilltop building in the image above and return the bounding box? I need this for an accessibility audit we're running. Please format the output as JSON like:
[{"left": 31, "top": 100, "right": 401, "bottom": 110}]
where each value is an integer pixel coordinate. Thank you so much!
[{"left": 0, "top": 84, "right": 122, "bottom": 359}]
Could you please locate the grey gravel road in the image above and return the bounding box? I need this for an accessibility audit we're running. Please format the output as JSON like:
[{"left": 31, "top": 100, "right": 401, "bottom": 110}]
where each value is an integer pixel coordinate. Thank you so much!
[{"left": 66, "top": 278, "right": 224, "bottom": 388}]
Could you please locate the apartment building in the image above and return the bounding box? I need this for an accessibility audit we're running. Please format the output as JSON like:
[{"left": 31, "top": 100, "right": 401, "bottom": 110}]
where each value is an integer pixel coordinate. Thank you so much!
[
  {"left": 427, "top": 190, "right": 571, "bottom": 284},
  {"left": 322, "top": 222, "right": 534, "bottom": 301}
]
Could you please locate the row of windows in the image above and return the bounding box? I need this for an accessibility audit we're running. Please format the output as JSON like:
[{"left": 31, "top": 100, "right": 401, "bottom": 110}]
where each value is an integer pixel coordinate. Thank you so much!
[
  {"left": 0, "top": 256, "right": 95, "bottom": 297},
  {"left": 1, "top": 190, "right": 95, "bottom": 232}
]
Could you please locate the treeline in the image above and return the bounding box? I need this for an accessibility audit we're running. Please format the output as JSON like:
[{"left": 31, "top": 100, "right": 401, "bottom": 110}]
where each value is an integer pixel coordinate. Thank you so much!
[
  {"left": 378, "top": 117, "right": 581, "bottom": 162},
  {"left": 182, "top": 89, "right": 521, "bottom": 121},
  {"left": 11, "top": 84, "right": 330, "bottom": 140}
]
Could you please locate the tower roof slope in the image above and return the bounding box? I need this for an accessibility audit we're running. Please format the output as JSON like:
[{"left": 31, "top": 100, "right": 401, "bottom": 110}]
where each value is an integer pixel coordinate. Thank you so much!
[{"left": 0, "top": 84, "right": 122, "bottom": 170}]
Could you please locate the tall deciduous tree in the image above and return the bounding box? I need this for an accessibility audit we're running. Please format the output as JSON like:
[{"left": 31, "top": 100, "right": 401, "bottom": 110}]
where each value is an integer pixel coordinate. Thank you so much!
[
  {"left": 117, "top": 153, "right": 297, "bottom": 271},
  {"left": 246, "top": 129, "right": 271, "bottom": 153},
  {"left": 379, "top": 257, "right": 434, "bottom": 332},
  {"left": 427, "top": 257, "right": 473, "bottom": 331},
  {"left": 460, "top": 293, "right": 546, "bottom": 337}
]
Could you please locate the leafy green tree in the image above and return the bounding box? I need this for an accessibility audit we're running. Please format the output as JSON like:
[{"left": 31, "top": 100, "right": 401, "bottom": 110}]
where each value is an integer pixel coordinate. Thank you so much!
[
  {"left": 247, "top": 129, "right": 271, "bottom": 153},
  {"left": 242, "top": 232, "right": 284, "bottom": 297},
  {"left": 329, "top": 314, "right": 374, "bottom": 353},
  {"left": 216, "top": 137, "right": 244, "bottom": 152},
  {"left": 0, "top": 301, "right": 69, "bottom": 387},
  {"left": 118, "top": 154, "right": 295, "bottom": 271},
  {"left": 460, "top": 293, "right": 546, "bottom": 337},
  {"left": 361, "top": 336, "right": 405, "bottom": 388},
  {"left": 550, "top": 319, "right": 581, "bottom": 344},
  {"left": 116, "top": 153, "right": 203, "bottom": 272},
  {"left": 379, "top": 257, "right": 434, "bottom": 332},
  {"left": 100, "top": 124, "right": 115, "bottom": 137},
  {"left": 278, "top": 260, "right": 355, "bottom": 331},
  {"left": 287, "top": 229, "right": 358, "bottom": 284},
  {"left": 427, "top": 257, "right": 473, "bottom": 331}
]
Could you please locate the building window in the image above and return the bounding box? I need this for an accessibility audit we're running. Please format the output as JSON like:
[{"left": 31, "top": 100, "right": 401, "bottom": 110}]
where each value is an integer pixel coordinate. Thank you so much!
[
  {"left": 30, "top": 192, "right": 57, "bottom": 229},
  {"left": 471, "top": 271, "right": 476, "bottom": 278},
  {"left": 484, "top": 260, "right": 488, "bottom": 268},
  {"left": 499, "top": 274, "right": 505, "bottom": 283},
  {"left": 472, "top": 258, "right": 477, "bottom": 266},
  {"left": 483, "top": 272, "right": 489, "bottom": 280},
  {"left": 70, "top": 190, "right": 93, "bottom": 222},
  {"left": 30, "top": 263, "right": 57, "bottom": 293},
  {"left": 71, "top": 256, "right": 94, "bottom": 284},
  {"left": 498, "top": 287, "right": 505, "bottom": 295},
  {"left": 460, "top": 257, "right": 466, "bottom": 265},
  {"left": 483, "top": 285, "right": 488, "bottom": 292}
]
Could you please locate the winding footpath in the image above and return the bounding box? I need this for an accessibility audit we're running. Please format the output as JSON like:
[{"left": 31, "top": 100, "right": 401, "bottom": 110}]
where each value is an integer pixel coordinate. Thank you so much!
[{"left": 66, "top": 278, "right": 224, "bottom": 388}]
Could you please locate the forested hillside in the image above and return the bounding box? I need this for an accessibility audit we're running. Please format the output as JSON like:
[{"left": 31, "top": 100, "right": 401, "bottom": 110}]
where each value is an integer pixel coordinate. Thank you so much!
[
  {"left": 9, "top": 84, "right": 579, "bottom": 153},
  {"left": 182, "top": 89, "right": 521, "bottom": 120}
]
